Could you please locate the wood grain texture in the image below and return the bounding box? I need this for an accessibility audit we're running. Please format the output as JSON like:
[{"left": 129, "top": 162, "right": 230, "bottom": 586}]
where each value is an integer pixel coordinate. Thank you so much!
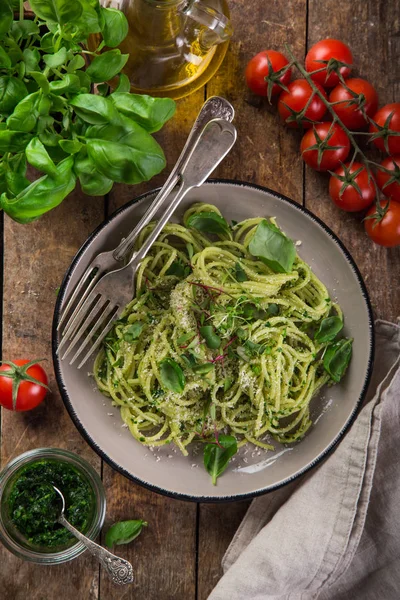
[
  {"left": 305, "top": 0, "right": 400, "bottom": 321},
  {"left": 0, "top": 191, "right": 104, "bottom": 599}
]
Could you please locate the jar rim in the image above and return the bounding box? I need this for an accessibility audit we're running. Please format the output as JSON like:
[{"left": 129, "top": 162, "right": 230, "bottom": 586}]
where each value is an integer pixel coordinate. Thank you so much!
[{"left": 0, "top": 448, "right": 106, "bottom": 564}]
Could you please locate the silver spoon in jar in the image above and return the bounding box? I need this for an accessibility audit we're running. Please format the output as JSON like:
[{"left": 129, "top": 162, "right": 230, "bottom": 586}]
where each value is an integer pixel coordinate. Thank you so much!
[{"left": 52, "top": 486, "right": 133, "bottom": 585}]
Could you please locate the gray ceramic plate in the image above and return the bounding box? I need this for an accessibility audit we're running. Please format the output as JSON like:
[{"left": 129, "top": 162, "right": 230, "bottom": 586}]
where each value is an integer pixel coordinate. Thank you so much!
[{"left": 53, "top": 181, "right": 374, "bottom": 501}]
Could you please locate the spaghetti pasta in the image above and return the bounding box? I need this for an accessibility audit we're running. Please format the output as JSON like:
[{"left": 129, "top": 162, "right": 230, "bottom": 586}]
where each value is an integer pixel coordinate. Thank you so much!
[{"left": 94, "top": 203, "right": 348, "bottom": 459}]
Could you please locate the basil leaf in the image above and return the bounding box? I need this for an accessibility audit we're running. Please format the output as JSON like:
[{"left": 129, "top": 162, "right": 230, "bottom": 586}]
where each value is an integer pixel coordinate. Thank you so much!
[
  {"left": 43, "top": 47, "right": 68, "bottom": 68},
  {"left": 241, "top": 303, "right": 266, "bottom": 320},
  {"left": 86, "top": 115, "right": 166, "bottom": 184},
  {"left": 0, "top": 0, "right": 13, "bottom": 37},
  {"left": 0, "top": 76, "right": 28, "bottom": 115},
  {"left": 244, "top": 340, "right": 266, "bottom": 356},
  {"left": 30, "top": 72, "right": 50, "bottom": 95},
  {"left": 0, "top": 130, "right": 32, "bottom": 153},
  {"left": 315, "top": 316, "right": 343, "bottom": 344},
  {"left": 29, "top": 0, "right": 83, "bottom": 25},
  {"left": 113, "top": 73, "right": 131, "bottom": 93},
  {"left": 186, "top": 243, "right": 194, "bottom": 261},
  {"left": 159, "top": 358, "right": 185, "bottom": 393},
  {"left": 105, "top": 520, "right": 147, "bottom": 548},
  {"left": 86, "top": 49, "right": 129, "bottom": 83},
  {"left": 185, "top": 211, "right": 229, "bottom": 235},
  {"left": 26, "top": 137, "right": 57, "bottom": 176},
  {"left": 74, "top": 155, "right": 113, "bottom": 196},
  {"left": 23, "top": 48, "right": 40, "bottom": 73},
  {"left": 59, "top": 139, "right": 83, "bottom": 155},
  {"left": 6, "top": 92, "right": 39, "bottom": 132},
  {"left": 123, "top": 322, "right": 143, "bottom": 342},
  {"left": 111, "top": 93, "right": 176, "bottom": 133},
  {"left": 181, "top": 352, "right": 197, "bottom": 368},
  {"left": 192, "top": 363, "right": 215, "bottom": 375},
  {"left": 70, "top": 93, "right": 119, "bottom": 124},
  {"left": 166, "top": 261, "right": 190, "bottom": 278},
  {"left": 323, "top": 338, "right": 353, "bottom": 383},
  {"left": 204, "top": 435, "right": 238, "bottom": 485},
  {"left": 5, "top": 171, "right": 30, "bottom": 196},
  {"left": 0, "top": 156, "right": 75, "bottom": 223},
  {"left": 200, "top": 325, "right": 221, "bottom": 350},
  {"left": 67, "top": 54, "right": 86, "bottom": 72},
  {"left": 49, "top": 74, "right": 81, "bottom": 95},
  {"left": 0, "top": 46, "right": 11, "bottom": 69},
  {"left": 11, "top": 20, "right": 40, "bottom": 40},
  {"left": 234, "top": 262, "right": 247, "bottom": 282},
  {"left": 101, "top": 7, "right": 129, "bottom": 48},
  {"left": 249, "top": 220, "right": 296, "bottom": 274},
  {"left": 176, "top": 332, "right": 195, "bottom": 345}
]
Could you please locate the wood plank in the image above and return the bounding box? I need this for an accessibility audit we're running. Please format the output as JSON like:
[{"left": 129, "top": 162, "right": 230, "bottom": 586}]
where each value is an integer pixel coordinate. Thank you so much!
[
  {"left": 306, "top": 0, "right": 400, "bottom": 321},
  {"left": 0, "top": 191, "right": 104, "bottom": 600},
  {"left": 101, "top": 91, "right": 205, "bottom": 600},
  {"left": 197, "top": 1, "right": 308, "bottom": 597}
]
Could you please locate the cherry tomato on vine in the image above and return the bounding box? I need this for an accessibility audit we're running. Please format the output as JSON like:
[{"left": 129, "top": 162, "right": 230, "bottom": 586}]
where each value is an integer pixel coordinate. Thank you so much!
[
  {"left": 277, "top": 79, "right": 327, "bottom": 128},
  {"left": 305, "top": 39, "right": 353, "bottom": 88},
  {"left": 245, "top": 50, "right": 292, "bottom": 99},
  {"left": 329, "top": 78, "right": 378, "bottom": 130},
  {"left": 329, "top": 162, "right": 375, "bottom": 212},
  {"left": 364, "top": 200, "right": 400, "bottom": 247},
  {"left": 376, "top": 156, "right": 400, "bottom": 203},
  {"left": 300, "top": 122, "right": 351, "bottom": 171},
  {"left": 369, "top": 103, "right": 400, "bottom": 155},
  {"left": 0, "top": 359, "right": 49, "bottom": 411}
]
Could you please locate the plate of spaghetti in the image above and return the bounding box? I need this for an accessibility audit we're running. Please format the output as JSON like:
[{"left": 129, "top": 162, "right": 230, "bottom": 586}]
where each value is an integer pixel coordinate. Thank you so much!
[{"left": 53, "top": 181, "right": 374, "bottom": 501}]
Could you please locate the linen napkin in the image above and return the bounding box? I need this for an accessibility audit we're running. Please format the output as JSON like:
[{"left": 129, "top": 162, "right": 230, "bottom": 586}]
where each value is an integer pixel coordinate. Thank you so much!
[{"left": 208, "top": 320, "right": 400, "bottom": 600}]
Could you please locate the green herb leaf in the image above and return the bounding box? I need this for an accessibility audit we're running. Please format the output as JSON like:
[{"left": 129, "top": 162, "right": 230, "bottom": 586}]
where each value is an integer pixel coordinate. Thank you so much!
[
  {"left": 49, "top": 74, "right": 82, "bottom": 95},
  {"left": 74, "top": 155, "right": 113, "bottom": 196},
  {"left": 67, "top": 54, "right": 86, "bottom": 72},
  {"left": 0, "top": 130, "right": 32, "bottom": 153},
  {"left": 85, "top": 115, "right": 166, "bottom": 184},
  {"left": 23, "top": 48, "right": 40, "bottom": 73},
  {"left": 185, "top": 211, "right": 229, "bottom": 235},
  {"left": 204, "top": 435, "right": 238, "bottom": 485},
  {"left": 166, "top": 261, "right": 190, "bottom": 278},
  {"left": 249, "top": 219, "right": 296, "bottom": 273},
  {"left": 26, "top": 137, "right": 57, "bottom": 177},
  {"left": 69, "top": 93, "right": 119, "bottom": 124},
  {"left": 111, "top": 93, "right": 176, "bottom": 133},
  {"left": 43, "top": 47, "right": 68, "bottom": 68},
  {"left": 236, "top": 346, "right": 250, "bottom": 362},
  {"left": 323, "top": 338, "right": 353, "bottom": 383},
  {"left": 86, "top": 49, "right": 129, "bottom": 83},
  {"left": 5, "top": 171, "right": 29, "bottom": 196},
  {"left": 6, "top": 92, "right": 39, "bottom": 132},
  {"left": 29, "top": 0, "right": 83, "bottom": 25},
  {"left": 0, "top": 46, "right": 11, "bottom": 69},
  {"left": 105, "top": 520, "right": 147, "bottom": 548},
  {"left": 59, "top": 139, "right": 83, "bottom": 155},
  {"left": 100, "top": 7, "right": 129, "bottom": 48},
  {"left": 123, "top": 322, "right": 143, "bottom": 342},
  {"left": 234, "top": 262, "right": 247, "bottom": 282},
  {"left": 11, "top": 19, "right": 39, "bottom": 40},
  {"left": 224, "top": 377, "right": 233, "bottom": 392},
  {"left": 113, "top": 73, "right": 130, "bottom": 93},
  {"left": 177, "top": 332, "right": 195, "bottom": 346},
  {"left": 315, "top": 316, "right": 343, "bottom": 344},
  {"left": 0, "top": 0, "right": 13, "bottom": 37},
  {"left": 267, "top": 303, "right": 279, "bottom": 316},
  {"left": 0, "top": 76, "right": 28, "bottom": 115},
  {"left": 186, "top": 243, "right": 194, "bottom": 261},
  {"left": 200, "top": 325, "right": 221, "bottom": 350},
  {"left": 159, "top": 358, "right": 185, "bottom": 393},
  {"left": 30, "top": 72, "right": 50, "bottom": 95},
  {"left": 192, "top": 363, "right": 215, "bottom": 375}
]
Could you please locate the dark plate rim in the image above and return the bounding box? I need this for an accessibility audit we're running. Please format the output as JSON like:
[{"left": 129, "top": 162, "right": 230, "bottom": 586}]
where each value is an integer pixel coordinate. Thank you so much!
[{"left": 52, "top": 179, "right": 375, "bottom": 503}]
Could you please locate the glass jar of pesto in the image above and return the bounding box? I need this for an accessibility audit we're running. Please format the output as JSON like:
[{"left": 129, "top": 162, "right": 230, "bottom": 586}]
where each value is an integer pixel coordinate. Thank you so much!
[{"left": 0, "top": 448, "right": 106, "bottom": 564}]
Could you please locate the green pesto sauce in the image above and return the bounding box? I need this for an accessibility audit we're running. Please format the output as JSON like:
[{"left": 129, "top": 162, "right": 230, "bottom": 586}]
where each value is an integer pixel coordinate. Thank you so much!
[{"left": 8, "top": 459, "right": 94, "bottom": 549}]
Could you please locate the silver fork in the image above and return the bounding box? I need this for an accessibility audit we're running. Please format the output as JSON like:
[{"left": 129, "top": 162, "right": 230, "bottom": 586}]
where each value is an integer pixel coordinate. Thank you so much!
[
  {"left": 57, "top": 97, "right": 234, "bottom": 335},
  {"left": 57, "top": 118, "right": 237, "bottom": 368}
]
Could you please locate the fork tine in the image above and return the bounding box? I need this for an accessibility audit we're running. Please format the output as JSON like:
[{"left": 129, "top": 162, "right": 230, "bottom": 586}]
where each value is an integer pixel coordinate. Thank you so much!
[
  {"left": 59, "top": 296, "right": 104, "bottom": 359},
  {"left": 70, "top": 303, "right": 118, "bottom": 367},
  {"left": 58, "top": 264, "right": 100, "bottom": 332},
  {"left": 77, "top": 309, "right": 121, "bottom": 369},
  {"left": 59, "top": 268, "right": 102, "bottom": 337}
]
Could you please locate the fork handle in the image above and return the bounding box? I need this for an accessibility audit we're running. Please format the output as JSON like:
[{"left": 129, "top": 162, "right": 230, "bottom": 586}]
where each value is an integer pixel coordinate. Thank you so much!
[{"left": 112, "top": 97, "right": 234, "bottom": 262}]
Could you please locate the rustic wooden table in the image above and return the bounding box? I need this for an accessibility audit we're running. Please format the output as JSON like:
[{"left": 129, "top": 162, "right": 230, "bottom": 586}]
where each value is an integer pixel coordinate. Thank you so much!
[{"left": 1, "top": 1, "right": 400, "bottom": 598}]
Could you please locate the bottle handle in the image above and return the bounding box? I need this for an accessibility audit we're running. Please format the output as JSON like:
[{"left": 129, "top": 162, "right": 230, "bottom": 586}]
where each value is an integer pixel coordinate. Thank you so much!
[{"left": 182, "top": 0, "right": 233, "bottom": 50}]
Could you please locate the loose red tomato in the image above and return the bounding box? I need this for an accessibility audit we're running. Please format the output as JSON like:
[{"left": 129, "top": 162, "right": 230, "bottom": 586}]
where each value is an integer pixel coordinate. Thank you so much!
[
  {"left": 245, "top": 50, "right": 292, "bottom": 99},
  {"left": 300, "top": 122, "right": 351, "bottom": 171},
  {"left": 277, "top": 79, "right": 327, "bottom": 128},
  {"left": 329, "top": 162, "right": 375, "bottom": 212},
  {"left": 376, "top": 156, "right": 400, "bottom": 202},
  {"left": 305, "top": 39, "right": 353, "bottom": 88},
  {"left": 329, "top": 78, "right": 378, "bottom": 130},
  {"left": 369, "top": 103, "right": 400, "bottom": 155},
  {"left": 0, "top": 359, "right": 49, "bottom": 411},
  {"left": 364, "top": 200, "right": 400, "bottom": 247}
]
